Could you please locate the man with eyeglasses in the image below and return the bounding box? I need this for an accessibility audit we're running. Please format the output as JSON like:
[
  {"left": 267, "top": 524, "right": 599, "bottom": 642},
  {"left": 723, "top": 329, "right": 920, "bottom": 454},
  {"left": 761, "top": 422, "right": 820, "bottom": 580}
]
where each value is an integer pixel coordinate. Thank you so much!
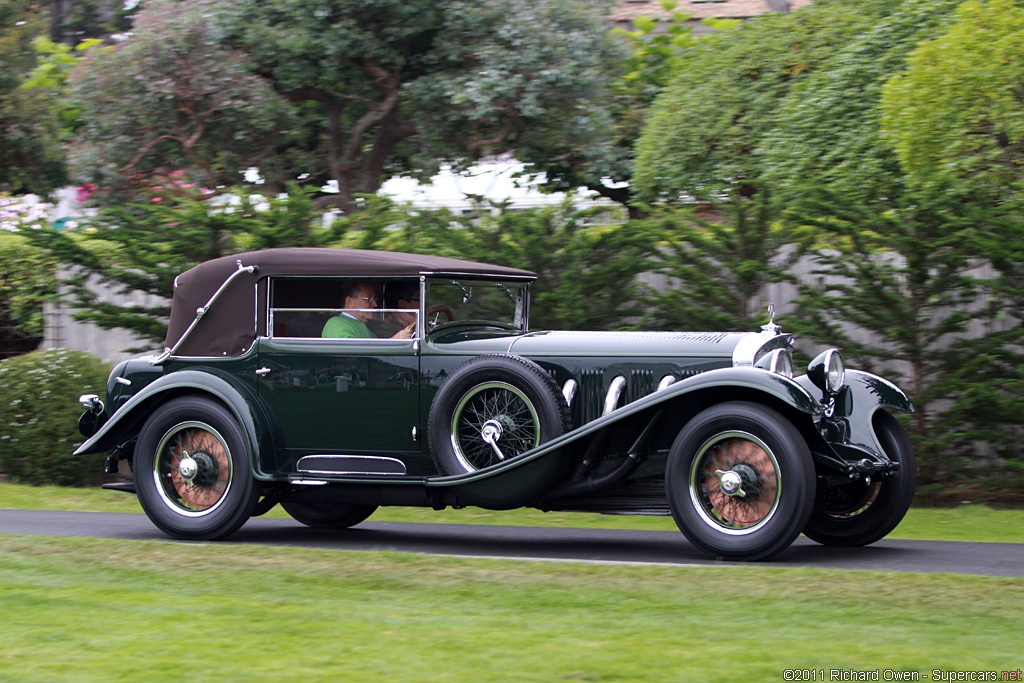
[{"left": 322, "top": 281, "right": 414, "bottom": 339}]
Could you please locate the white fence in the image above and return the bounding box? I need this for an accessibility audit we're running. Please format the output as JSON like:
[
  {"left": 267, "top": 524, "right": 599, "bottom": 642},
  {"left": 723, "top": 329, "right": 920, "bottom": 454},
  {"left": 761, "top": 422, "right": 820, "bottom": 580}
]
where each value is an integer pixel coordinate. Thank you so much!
[{"left": 42, "top": 270, "right": 164, "bottom": 365}]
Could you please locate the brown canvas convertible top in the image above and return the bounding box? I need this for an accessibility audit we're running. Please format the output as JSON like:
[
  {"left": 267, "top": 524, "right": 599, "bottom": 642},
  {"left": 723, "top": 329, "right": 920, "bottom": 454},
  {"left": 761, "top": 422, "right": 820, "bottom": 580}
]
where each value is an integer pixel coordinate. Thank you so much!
[{"left": 163, "top": 248, "right": 536, "bottom": 358}]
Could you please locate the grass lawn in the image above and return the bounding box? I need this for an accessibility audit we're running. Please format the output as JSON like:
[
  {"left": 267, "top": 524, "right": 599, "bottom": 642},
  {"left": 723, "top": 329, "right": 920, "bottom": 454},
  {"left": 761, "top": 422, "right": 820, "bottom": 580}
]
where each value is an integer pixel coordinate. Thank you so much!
[
  {"left": 2, "top": 482, "right": 1023, "bottom": 543},
  {"left": 0, "top": 534, "right": 1021, "bottom": 682}
]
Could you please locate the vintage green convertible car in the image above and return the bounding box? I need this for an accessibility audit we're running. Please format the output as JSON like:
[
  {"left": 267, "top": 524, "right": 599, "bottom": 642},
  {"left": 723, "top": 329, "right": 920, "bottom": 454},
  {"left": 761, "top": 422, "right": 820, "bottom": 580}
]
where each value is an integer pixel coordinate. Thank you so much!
[{"left": 75, "top": 248, "right": 916, "bottom": 560}]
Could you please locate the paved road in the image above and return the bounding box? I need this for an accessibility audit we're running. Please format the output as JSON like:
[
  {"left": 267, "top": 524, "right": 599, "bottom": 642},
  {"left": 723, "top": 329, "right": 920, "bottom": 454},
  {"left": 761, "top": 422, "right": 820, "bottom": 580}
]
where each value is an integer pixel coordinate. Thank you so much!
[{"left": 1, "top": 508, "right": 1021, "bottom": 577}]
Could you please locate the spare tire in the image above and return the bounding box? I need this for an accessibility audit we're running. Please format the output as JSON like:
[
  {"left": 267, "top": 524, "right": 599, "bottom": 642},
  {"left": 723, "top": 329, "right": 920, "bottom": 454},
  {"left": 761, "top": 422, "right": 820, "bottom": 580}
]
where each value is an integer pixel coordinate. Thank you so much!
[{"left": 428, "top": 354, "right": 571, "bottom": 479}]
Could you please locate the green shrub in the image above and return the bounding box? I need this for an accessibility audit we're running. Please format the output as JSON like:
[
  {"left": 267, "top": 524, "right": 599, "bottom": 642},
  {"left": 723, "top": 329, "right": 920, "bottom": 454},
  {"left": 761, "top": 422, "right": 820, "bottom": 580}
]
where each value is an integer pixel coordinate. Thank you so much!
[{"left": 0, "top": 349, "right": 110, "bottom": 486}]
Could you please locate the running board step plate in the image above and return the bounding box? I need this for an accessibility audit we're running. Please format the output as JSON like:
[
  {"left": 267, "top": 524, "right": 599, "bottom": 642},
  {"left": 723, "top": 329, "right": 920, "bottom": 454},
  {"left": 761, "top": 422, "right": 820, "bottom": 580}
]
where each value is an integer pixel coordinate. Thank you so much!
[{"left": 296, "top": 455, "right": 407, "bottom": 476}]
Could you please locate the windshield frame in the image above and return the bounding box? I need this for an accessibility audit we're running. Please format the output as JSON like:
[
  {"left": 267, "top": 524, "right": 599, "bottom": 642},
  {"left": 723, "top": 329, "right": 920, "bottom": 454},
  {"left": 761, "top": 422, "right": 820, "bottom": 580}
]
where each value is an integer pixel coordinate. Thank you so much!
[{"left": 423, "top": 277, "right": 531, "bottom": 335}]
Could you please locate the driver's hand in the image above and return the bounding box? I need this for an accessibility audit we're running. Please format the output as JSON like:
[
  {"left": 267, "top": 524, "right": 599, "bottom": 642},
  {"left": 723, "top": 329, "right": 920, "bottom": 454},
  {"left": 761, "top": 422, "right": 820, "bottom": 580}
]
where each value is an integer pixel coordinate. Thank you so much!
[{"left": 392, "top": 322, "right": 415, "bottom": 339}]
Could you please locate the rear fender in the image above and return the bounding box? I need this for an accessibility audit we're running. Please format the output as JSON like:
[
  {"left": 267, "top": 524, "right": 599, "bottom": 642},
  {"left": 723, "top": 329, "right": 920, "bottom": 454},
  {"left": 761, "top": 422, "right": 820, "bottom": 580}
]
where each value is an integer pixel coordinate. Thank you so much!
[{"left": 73, "top": 369, "right": 274, "bottom": 479}]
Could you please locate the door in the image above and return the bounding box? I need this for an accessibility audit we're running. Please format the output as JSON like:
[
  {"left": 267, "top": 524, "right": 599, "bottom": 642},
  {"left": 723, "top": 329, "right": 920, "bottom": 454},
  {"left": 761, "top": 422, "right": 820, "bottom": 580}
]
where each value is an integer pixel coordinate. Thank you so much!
[{"left": 256, "top": 337, "right": 421, "bottom": 458}]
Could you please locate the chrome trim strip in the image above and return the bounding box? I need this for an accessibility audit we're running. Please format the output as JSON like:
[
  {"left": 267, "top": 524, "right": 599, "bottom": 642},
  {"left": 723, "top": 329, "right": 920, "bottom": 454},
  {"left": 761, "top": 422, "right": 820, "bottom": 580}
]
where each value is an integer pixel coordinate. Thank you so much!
[
  {"left": 298, "top": 469, "right": 406, "bottom": 476},
  {"left": 417, "top": 270, "right": 535, "bottom": 281},
  {"left": 603, "top": 376, "right": 627, "bottom": 416},
  {"left": 296, "top": 454, "right": 407, "bottom": 476},
  {"left": 562, "top": 379, "right": 578, "bottom": 408},
  {"left": 419, "top": 276, "right": 427, "bottom": 339}
]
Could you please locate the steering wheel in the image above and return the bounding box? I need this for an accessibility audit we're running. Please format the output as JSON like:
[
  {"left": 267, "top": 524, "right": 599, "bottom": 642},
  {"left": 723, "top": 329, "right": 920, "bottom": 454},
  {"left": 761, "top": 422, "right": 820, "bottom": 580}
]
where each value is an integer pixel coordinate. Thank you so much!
[{"left": 428, "top": 305, "right": 455, "bottom": 324}]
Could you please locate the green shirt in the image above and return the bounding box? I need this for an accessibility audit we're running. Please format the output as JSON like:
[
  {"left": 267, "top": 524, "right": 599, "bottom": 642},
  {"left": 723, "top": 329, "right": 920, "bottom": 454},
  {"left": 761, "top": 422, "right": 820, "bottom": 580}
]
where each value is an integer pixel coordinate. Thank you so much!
[{"left": 322, "top": 313, "right": 376, "bottom": 339}]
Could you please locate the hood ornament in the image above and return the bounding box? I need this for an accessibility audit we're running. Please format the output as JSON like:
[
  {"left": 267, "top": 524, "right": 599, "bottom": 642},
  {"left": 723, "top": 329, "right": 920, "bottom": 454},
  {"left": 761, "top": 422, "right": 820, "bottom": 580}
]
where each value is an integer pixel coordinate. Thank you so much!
[{"left": 761, "top": 303, "right": 782, "bottom": 336}]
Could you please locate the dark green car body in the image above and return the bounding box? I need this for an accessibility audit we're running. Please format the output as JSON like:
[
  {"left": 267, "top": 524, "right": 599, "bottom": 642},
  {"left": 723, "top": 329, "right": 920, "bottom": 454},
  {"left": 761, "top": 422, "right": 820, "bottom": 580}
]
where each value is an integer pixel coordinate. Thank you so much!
[{"left": 76, "top": 248, "right": 916, "bottom": 560}]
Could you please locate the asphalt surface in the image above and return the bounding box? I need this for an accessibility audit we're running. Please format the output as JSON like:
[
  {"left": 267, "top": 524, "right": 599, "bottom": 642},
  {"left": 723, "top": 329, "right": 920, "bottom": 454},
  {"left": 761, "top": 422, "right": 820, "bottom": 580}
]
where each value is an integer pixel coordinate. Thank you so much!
[{"left": 1, "top": 508, "right": 1021, "bottom": 576}]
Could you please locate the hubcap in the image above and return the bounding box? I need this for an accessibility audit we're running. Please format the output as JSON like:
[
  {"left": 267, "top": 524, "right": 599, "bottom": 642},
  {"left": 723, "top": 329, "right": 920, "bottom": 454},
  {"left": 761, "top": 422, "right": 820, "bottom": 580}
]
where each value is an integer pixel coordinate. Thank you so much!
[
  {"left": 716, "top": 469, "right": 745, "bottom": 497},
  {"left": 178, "top": 453, "right": 198, "bottom": 481},
  {"left": 481, "top": 419, "right": 504, "bottom": 444}
]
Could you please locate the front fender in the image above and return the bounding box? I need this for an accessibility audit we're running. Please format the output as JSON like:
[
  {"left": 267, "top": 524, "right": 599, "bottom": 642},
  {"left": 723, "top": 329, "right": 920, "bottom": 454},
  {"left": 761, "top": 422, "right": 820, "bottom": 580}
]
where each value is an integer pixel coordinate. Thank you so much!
[
  {"left": 424, "top": 366, "right": 820, "bottom": 491},
  {"left": 795, "top": 369, "right": 914, "bottom": 463},
  {"left": 73, "top": 369, "right": 274, "bottom": 479}
]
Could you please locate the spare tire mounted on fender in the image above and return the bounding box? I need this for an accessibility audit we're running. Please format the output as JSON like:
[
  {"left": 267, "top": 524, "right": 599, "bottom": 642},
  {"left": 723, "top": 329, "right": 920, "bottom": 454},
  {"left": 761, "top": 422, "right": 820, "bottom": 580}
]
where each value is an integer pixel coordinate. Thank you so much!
[{"left": 428, "top": 354, "right": 571, "bottom": 490}]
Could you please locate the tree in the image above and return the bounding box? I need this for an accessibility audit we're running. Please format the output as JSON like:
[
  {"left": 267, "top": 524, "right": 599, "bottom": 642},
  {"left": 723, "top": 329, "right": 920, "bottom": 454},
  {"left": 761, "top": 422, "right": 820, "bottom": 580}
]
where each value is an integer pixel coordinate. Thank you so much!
[
  {"left": 0, "top": 197, "right": 57, "bottom": 359},
  {"left": 878, "top": 0, "right": 1024, "bottom": 494},
  {"left": 328, "top": 198, "right": 657, "bottom": 331},
  {"left": 630, "top": 1, "right": 903, "bottom": 338},
  {"left": 633, "top": 202, "right": 805, "bottom": 332},
  {"left": 28, "top": 184, "right": 326, "bottom": 347},
  {"left": 513, "top": 2, "right": 736, "bottom": 215},
  {"left": 760, "top": 0, "right": 962, "bottom": 203},
  {"left": 633, "top": 0, "right": 901, "bottom": 206},
  {"left": 45, "top": 0, "right": 136, "bottom": 46},
  {"left": 880, "top": 0, "right": 1024, "bottom": 199},
  {"left": 68, "top": 0, "right": 292, "bottom": 203},
  {"left": 69, "top": 0, "right": 621, "bottom": 213},
  {"left": 784, "top": 189, "right": 984, "bottom": 482},
  {"left": 0, "top": 0, "right": 67, "bottom": 195}
]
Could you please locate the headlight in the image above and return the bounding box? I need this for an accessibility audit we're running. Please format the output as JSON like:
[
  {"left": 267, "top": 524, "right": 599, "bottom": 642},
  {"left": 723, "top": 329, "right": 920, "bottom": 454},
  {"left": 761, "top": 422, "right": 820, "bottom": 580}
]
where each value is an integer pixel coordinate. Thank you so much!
[
  {"left": 808, "top": 348, "right": 845, "bottom": 396},
  {"left": 755, "top": 348, "right": 793, "bottom": 378}
]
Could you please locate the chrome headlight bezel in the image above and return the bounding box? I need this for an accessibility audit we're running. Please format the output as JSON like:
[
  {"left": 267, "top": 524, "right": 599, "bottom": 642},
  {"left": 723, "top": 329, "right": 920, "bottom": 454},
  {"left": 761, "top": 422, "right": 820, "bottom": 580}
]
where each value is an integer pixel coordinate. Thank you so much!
[{"left": 808, "top": 348, "right": 846, "bottom": 396}]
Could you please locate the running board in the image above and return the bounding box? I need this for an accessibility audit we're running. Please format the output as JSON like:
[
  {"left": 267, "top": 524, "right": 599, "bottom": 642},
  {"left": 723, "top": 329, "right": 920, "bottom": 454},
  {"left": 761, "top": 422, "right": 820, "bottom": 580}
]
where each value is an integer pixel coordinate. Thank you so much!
[{"left": 296, "top": 455, "right": 407, "bottom": 476}]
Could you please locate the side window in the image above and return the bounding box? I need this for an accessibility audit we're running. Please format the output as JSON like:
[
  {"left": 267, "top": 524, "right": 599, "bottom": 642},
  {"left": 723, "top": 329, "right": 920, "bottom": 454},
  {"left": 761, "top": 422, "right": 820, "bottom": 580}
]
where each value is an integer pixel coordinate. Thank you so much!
[{"left": 268, "top": 278, "right": 420, "bottom": 340}]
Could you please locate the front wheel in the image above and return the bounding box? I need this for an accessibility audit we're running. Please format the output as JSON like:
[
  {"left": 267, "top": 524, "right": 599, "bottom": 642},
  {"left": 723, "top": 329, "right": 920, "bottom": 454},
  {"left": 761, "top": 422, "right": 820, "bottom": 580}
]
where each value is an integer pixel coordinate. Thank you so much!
[
  {"left": 134, "top": 396, "right": 259, "bottom": 540},
  {"left": 803, "top": 410, "right": 916, "bottom": 547},
  {"left": 281, "top": 501, "right": 377, "bottom": 529},
  {"left": 666, "top": 402, "right": 814, "bottom": 561}
]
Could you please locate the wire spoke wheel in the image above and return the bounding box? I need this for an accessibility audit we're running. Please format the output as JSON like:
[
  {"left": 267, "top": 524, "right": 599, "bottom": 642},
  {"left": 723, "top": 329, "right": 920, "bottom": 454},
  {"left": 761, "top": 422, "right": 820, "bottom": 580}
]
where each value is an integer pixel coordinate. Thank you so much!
[
  {"left": 134, "top": 397, "right": 259, "bottom": 540},
  {"left": 667, "top": 401, "right": 814, "bottom": 561},
  {"left": 690, "top": 432, "right": 781, "bottom": 534},
  {"left": 451, "top": 381, "right": 540, "bottom": 471},
  {"left": 428, "top": 354, "right": 571, "bottom": 506},
  {"left": 155, "top": 421, "right": 233, "bottom": 516}
]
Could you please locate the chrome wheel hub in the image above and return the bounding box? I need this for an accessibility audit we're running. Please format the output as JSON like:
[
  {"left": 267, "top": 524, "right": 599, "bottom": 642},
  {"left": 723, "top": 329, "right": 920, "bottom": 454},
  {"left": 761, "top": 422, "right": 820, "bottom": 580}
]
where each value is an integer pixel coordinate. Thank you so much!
[
  {"left": 174, "top": 451, "right": 217, "bottom": 488},
  {"left": 481, "top": 419, "right": 503, "bottom": 444},
  {"left": 481, "top": 419, "right": 505, "bottom": 461},
  {"left": 178, "top": 453, "right": 198, "bottom": 482},
  {"left": 690, "top": 432, "right": 781, "bottom": 535},
  {"left": 714, "top": 462, "right": 760, "bottom": 499},
  {"left": 716, "top": 469, "right": 745, "bottom": 497}
]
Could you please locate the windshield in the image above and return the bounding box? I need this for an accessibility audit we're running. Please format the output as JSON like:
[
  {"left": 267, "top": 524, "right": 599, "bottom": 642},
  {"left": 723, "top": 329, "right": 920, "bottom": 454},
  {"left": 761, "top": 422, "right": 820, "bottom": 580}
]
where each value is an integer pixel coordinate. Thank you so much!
[{"left": 425, "top": 280, "right": 529, "bottom": 332}]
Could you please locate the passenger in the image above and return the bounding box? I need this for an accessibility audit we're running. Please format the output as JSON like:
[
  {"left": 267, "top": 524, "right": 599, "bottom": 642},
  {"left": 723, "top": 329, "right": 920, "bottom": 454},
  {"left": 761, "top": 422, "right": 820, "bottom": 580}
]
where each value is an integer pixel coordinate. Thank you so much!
[
  {"left": 369, "top": 282, "right": 419, "bottom": 339},
  {"left": 322, "top": 281, "right": 414, "bottom": 339}
]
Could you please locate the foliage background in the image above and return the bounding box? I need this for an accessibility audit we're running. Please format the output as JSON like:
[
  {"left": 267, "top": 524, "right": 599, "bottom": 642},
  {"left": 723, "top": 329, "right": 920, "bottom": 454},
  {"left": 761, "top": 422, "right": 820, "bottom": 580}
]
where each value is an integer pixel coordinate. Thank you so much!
[{"left": 3, "top": 0, "right": 1024, "bottom": 501}]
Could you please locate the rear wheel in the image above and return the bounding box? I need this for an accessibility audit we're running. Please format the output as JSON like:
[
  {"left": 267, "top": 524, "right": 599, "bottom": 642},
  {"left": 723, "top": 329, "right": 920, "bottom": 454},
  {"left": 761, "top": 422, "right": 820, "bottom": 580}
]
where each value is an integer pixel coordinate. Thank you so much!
[
  {"left": 134, "top": 396, "right": 259, "bottom": 540},
  {"left": 281, "top": 501, "right": 377, "bottom": 529},
  {"left": 803, "top": 410, "right": 916, "bottom": 547},
  {"left": 667, "top": 402, "right": 814, "bottom": 561}
]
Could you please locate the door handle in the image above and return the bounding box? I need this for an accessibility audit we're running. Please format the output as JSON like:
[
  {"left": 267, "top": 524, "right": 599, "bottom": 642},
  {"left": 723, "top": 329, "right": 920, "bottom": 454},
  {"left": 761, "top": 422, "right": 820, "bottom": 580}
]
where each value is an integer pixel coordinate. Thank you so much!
[{"left": 255, "top": 367, "right": 271, "bottom": 377}]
